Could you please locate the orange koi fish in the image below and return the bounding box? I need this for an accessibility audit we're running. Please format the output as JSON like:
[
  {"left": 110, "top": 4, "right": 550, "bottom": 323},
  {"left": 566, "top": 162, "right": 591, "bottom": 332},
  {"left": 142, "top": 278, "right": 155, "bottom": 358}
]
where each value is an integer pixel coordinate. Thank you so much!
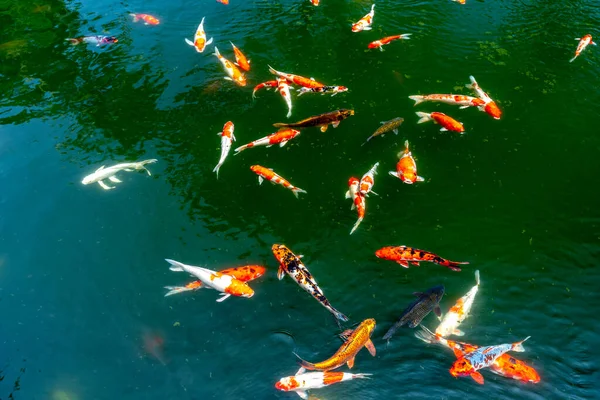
[
  {"left": 230, "top": 41, "right": 250, "bottom": 71},
  {"left": 276, "top": 367, "right": 371, "bottom": 399},
  {"left": 214, "top": 46, "right": 246, "bottom": 86},
  {"left": 277, "top": 77, "right": 293, "bottom": 118},
  {"left": 375, "top": 245, "right": 468, "bottom": 271},
  {"left": 368, "top": 34, "right": 411, "bottom": 50},
  {"left": 345, "top": 177, "right": 366, "bottom": 235},
  {"left": 436, "top": 270, "right": 480, "bottom": 337},
  {"left": 217, "top": 0, "right": 229, "bottom": 4},
  {"left": 130, "top": 13, "right": 160, "bottom": 25},
  {"left": 250, "top": 165, "right": 307, "bottom": 198},
  {"left": 213, "top": 121, "right": 235, "bottom": 178},
  {"left": 235, "top": 128, "right": 300, "bottom": 154},
  {"left": 359, "top": 162, "right": 379, "bottom": 196},
  {"left": 295, "top": 318, "right": 376, "bottom": 371},
  {"left": 416, "top": 111, "right": 465, "bottom": 133},
  {"left": 409, "top": 94, "right": 485, "bottom": 109},
  {"left": 310, "top": 0, "right": 320, "bottom": 5},
  {"left": 164, "top": 265, "right": 266, "bottom": 296},
  {"left": 466, "top": 76, "right": 502, "bottom": 119},
  {"left": 185, "top": 17, "right": 213, "bottom": 53},
  {"left": 389, "top": 140, "right": 424, "bottom": 184},
  {"left": 268, "top": 65, "right": 325, "bottom": 89},
  {"left": 570, "top": 34, "right": 596, "bottom": 63},
  {"left": 352, "top": 4, "right": 375, "bottom": 32},
  {"left": 252, "top": 80, "right": 278, "bottom": 99}
]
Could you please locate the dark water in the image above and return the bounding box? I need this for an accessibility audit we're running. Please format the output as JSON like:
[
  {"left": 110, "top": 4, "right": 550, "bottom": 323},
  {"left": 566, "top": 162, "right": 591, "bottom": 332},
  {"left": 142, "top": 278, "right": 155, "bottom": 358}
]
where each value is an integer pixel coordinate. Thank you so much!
[{"left": 1, "top": 0, "right": 599, "bottom": 399}]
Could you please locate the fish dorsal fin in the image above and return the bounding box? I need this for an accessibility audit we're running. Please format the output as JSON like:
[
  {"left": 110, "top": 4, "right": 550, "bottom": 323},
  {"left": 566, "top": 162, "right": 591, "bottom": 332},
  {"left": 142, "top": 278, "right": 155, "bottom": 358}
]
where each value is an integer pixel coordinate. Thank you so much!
[
  {"left": 413, "top": 292, "right": 424, "bottom": 297},
  {"left": 295, "top": 367, "right": 306, "bottom": 376},
  {"left": 339, "top": 329, "right": 353, "bottom": 342},
  {"left": 96, "top": 165, "right": 105, "bottom": 172},
  {"left": 346, "top": 356, "right": 355, "bottom": 369}
]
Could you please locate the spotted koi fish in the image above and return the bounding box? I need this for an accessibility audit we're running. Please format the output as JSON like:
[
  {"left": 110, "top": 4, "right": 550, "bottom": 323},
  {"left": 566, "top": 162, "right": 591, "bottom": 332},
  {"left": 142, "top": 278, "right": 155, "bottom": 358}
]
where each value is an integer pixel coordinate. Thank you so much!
[
  {"left": 368, "top": 34, "right": 411, "bottom": 50},
  {"left": 165, "top": 259, "right": 254, "bottom": 302},
  {"left": 184, "top": 17, "right": 213, "bottom": 53},
  {"left": 235, "top": 128, "right": 301, "bottom": 154},
  {"left": 230, "top": 41, "right": 250, "bottom": 71},
  {"left": 250, "top": 165, "right": 307, "bottom": 198},
  {"left": 277, "top": 77, "right": 293, "bottom": 118},
  {"left": 272, "top": 244, "right": 348, "bottom": 321},
  {"left": 389, "top": 140, "right": 424, "bottom": 184},
  {"left": 273, "top": 109, "right": 354, "bottom": 132},
  {"left": 409, "top": 94, "right": 485, "bottom": 109},
  {"left": 268, "top": 65, "right": 325, "bottom": 89},
  {"left": 352, "top": 4, "right": 375, "bottom": 32},
  {"left": 359, "top": 162, "right": 379, "bottom": 196},
  {"left": 252, "top": 80, "right": 278, "bottom": 99},
  {"left": 164, "top": 265, "right": 266, "bottom": 296},
  {"left": 276, "top": 367, "right": 371, "bottom": 399},
  {"left": 375, "top": 245, "right": 468, "bottom": 271},
  {"left": 297, "top": 85, "right": 348, "bottom": 97},
  {"left": 570, "top": 34, "right": 596, "bottom": 63},
  {"left": 214, "top": 46, "right": 246, "bottom": 86},
  {"left": 466, "top": 76, "right": 502, "bottom": 120},
  {"left": 346, "top": 177, "right": 366, "bottom": 235},
  {"left": 436, "top": 270, "right": 480, "bottom": 337},
  {"left": 416, "top": 111, "right": 464, "bottom": 133},
  {"left": 213, "top": 121, "right": 235, "bottom": 178},
  {"left": 130, "top": 13, "right": 160, "bottom": 25}
]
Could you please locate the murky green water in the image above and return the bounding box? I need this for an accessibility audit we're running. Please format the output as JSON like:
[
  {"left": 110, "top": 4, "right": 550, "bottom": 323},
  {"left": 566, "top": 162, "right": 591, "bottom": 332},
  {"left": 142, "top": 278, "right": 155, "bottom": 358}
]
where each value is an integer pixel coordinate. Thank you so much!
[{"left": 1, "top": 0, "right": 599, "bottom": 399}]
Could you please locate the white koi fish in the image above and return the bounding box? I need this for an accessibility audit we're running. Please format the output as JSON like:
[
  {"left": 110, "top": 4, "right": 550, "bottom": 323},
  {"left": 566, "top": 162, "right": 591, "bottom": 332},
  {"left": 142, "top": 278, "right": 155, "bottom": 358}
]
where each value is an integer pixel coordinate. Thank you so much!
[
  {"left": 81, "top": 159, "right": 157, "bottom": 190},
  {"left": 213, "top": 121, "right": 235, "bottom": 178},
  {"left": 436, "top": 270, "right": 480, "bottom": 337},
  {"left": 277, "top": 77, "right": 293, "bottom": 118}
]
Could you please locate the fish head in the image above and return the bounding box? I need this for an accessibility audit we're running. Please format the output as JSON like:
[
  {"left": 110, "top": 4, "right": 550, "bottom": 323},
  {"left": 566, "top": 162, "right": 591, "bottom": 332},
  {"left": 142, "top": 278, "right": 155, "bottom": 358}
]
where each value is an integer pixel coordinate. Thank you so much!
[
  {"left": 426, "top": 285, "right": 445, "bottom": 302},
  {"left": 225, "top": 279, "right": 254, "bottom": 298},
  {"left": 368, "top": 41, "right": 381, "bottom": 49},
  {"left": 271, "top": 243, "right": 290, "bottom": 262},
  {"left": 104, "top": 36, "right": 118, "bottom": 44},
  {"left": 450, "top": 357, "right": 475, "bottom": 377},
  {"left": 275, "top": 376, "right": 299, "bottom": 391},
  {"left": 236, "top": 74, "right": 247, "bottom": 86},
  {"left": 348, "top": 176, "right": 359, "bottom": 188},
  {"left": 361, "top": 318, "right": 377, "bottom": 334},
  {"left": 250, "top": 165, "right": 261, "bottom": 174},
  {"left": 374, "top": 247, "right": 394, "bottom": 259},
  {"left": 484, "top": 101, "right": 502, "bottom": 120},
  {"left": 81, "top": 175, "right": 93, "bottom": 185},
  {"left": 351, "top": 22, "right": 363, "bottom": 32}
]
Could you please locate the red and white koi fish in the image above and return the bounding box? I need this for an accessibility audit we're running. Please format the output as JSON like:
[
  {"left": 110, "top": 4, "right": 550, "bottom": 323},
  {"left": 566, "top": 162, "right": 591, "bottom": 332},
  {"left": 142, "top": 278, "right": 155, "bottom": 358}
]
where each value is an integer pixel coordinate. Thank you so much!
[
  {"left": 416, "top": 111, "right": 465, "bottom": 133},
  {"left": 234, "top": 128, "right": 300, "bottom": 153},
  {"left": 436, "top": 270, "right": 480, "bottom": 337},
  {"left": 250, "top": 165, "right": 307, "bottom": 198},
  {"left": 230, "top": 41, "right": 250, "bottom": 71},
  {"left": 352, "top": 4, "right": 375, "bottom": 32},
  {"left": 359, "top": 162, "right": 379, "bottom": 196},
  {"left": 466, "top": 76, "right": 502, "bottom": 119},
  {"left": 66, "top": 36, "right": 118, "bottom": 46},
  {"left": 297, "top": 85, "right": 348, "bottom": 97},
  {"left": 214, "top": 46, "right": 247, "bottom": 86},
  {"left": 345, "top": 176, "right": 360, "bottom": 205},
  {"left": 368, "top": 34, "right": 411, "bottom": 50},
  {"left": 389, "top": 140, "right": 424, "bottom": 184},
  {"left": 165, "top": 259, "right": 254, "bottom": 301},
  {"left": 213, "top": 121, "right": 235, "bottom": 178},
  {"left": 268, "top": 65, "right": 325, "bottom": 89},
  {"left": 275, "top": 367, "right": 371, "bottom": 399},
  {"left": 164, "top": 265, "right": 266, "bottom": 296},
  {"left": 185, "top": 17, "right": 213, "bottom": 53},
  {"left": 130, "top": 13, "right": 160, "bottom": 25},
  {"left": 310, "top": 0, "right": 320, "bottom": 5},
  {"left": 252, "top": 80, "right": 278, "bottom": 99},
  {"left": 348, "top": 178, "right": 366, "bottom": 235},
  {"left": 570, "top": 34, "right": 596, "bottom": 63},
  {"left": 409, "top": 94, "right": 485, "bottom": 109},
  {"left": 277, "top": 77, "right": 293, "bottom": 118}
]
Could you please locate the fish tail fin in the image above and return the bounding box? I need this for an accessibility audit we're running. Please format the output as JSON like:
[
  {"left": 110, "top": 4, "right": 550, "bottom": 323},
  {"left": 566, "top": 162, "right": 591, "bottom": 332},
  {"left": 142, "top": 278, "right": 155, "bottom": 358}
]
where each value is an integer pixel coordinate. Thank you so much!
[
  {"left": 414, "top": 325, "right": 437, "bottom": 344},
  {"left": 233, "top": 145, "right": 245, "bottom": 154},
  {"left": 137, "top": 159, "right": 157, "bottom": 175},
  {"left": 292, "top": 187, "right": 307, "bottom": 198},
  {"left": 408, "top": 95, "right": 424, "bottom": 105},
  {"left": 66, "top": 38, "right": 82, "bottom": 45},
  {"left": 330, "top": 307, "right": 349, "bottom": 322},
  {"left": 466, "top": 75, "right": 477, "bottom": 89},
  {"left": 382, "top": 321, "right": 402, "bottom": 341},
  {"left": 439, "top": 259, "right": 468, "bottom": 272},
  {"left": 292, "top": 352, "right": 316, "bottom": 370},
  {"left": 351, "top": 373, "right": 373, "bottom": 380},
  {"left": 130, "top": 13, "right": 139, "bottom": 22},
  {"left": 474, "top": 269, "right": 480, "bottom": 286},
  {"left": 212, "top": 163, "right": 221, "bottom": 178},
  {"left": 513, "top": 336, "right": 531, "bottom": 352},
  {"left": 569, "top": 56, "right": 577, "bottom": 63},
  {"left": 268, "top": 64, "right": 277, "bottom": 75},
  {"left": 370, "top": 4, "right": 375, "bottom": 12},
  {"left": 350, "top": 217, "right": 363, "bottom": 235},
  {"left": 416, "top": 111, "right": 431, "bottom": 124},
  {"left": 400, "top": 33, "right": 411, "bottom": 39},
  {"left": 273, "top": 123, "right": 286, "bottom": 128},
  {"left": 165, "top": 259, "right": 185, "bottom": 272},
  {"left": 214, "top": 46, "right": 220, "bottom": 57},
  {"left": 164, "top": 286, "right": 194, "bottom": 297}
]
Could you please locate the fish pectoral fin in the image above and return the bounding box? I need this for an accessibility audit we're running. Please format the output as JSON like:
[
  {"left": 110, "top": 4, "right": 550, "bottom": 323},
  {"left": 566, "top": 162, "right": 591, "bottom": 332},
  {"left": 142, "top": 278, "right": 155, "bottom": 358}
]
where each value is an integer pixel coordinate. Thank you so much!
[
  {"left": 108, "top": 175, "right": 122, "bottom": 183},
  {"left": 339, "top": 329, "right": 353, "bottom": 342},
  {"left": 393, "top": 128, "right": 398, "bottom": 134},
  {"left": 346, "top": 356, "right": 355, "bottom": 369},
  {"left": 471, "top": 371, "right": 485, "bottom": 385},
  {"left": 332, "top": 121, "right": 341, "bottom": 128},
  {"left": 434, "top": 305, "right": 442, "bottom": 318},
  {"left": 459, "top": 105, "right": 469, "bottom": 109},
  {"left": 453, "top": 329, "right": 465, "bottom": 336},
  {"left": 216, "top": 293, "right": 231, "bottom": 302},
  {"left": 295, "top": 390, "right": 308, "bottom": 400},
  {"left": 295, "top": 367, "right": 306, "bottom": 376},
  {"left": 124, "top": 168, "right": 134, "bottom": 171},
  {"left": 320, "top": 125, "right": 328, "bottom": 132},
  {"left": 206, "top": 37, "right": 214, "bottom": 45},
  {"left": 440, "top": 127, "right": 448, "bottom": 132},
  {"left": 408, "top": 320, "right": 420, "bottom": 328},
  {"left": 184, "top": 38, "right": 195, "bottom": 47},
  {"left": 365, "top": 339, "right": 376, "bottom": 356},
  {"left": 98, "top": 180, "right": 115, "bottom": 190},
  {"left": 417, "top": 176, "right": 425, "bottom": 182},
  {"left": 277, "top": 266, "right": 285, "bottom": 280},
  {"left": 258, "top": 176, "right": 264, "bottom": 185},
  {"left": 397, "top": 260, "right": 410, "bottom": 268},
  {"left": 279, "top": 140, "right": 288, "bottom": 147},
  {"left": 224, "top": 77, "right": 233, "bottom": 81}
]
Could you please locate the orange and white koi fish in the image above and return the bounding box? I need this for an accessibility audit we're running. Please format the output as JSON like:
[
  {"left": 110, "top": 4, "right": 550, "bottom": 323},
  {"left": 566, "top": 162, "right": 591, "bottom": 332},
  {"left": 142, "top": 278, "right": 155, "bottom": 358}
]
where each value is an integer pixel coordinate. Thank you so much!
[
  {"left": 346, "top": 177, "right": 366, "bottom": 235},
  {"left": 185, "top": 17, "right": 213, "bottom": 53},
  {"left": 466, "top": 76, "right": 502, "bottom": 119},
  {"left": 352, "top": 4, "right": 375, "bottom": 32},
  {"left": 230, "top": 41, "right": 250, "bottom": 71},
  {"left": 416, "top": 111, "right": 465, "bottom": 133},
  {"left": 359, "top": 162, "right": 379, "bottom": 196},
  {"left": 570, "top": 34, "right": 596, "bottom": 63},
  {"left": 165, "top": 259, "right": 254, "bottom": 302},
  {"left": 214, "top": 46, "right": 246, "bottom": 86},
  {"left": 268, "top": 65, "right": 325, "bottom": 89},
  {"left": 345, "top": 176, "right": 359, "bottom": 204},
  {"left": 375, "top": 245, "right": 467, "bottom": 271},
  {"left": 275, "top": 367, "right": 371, "bottom": 399},
  {"left": 389, "top": 140, "right": 424, "bottom": 184},
  {"left": 436, "top": 270, "right": 480, "bottom": 337},
  {"left": 409, "top": 94, "right": 485, "bottom": 109},
  {"left": 368, "top": 34, "right": 411, "bottom": 50},
  {"left": 250, "top": 165, "right": 307, "bottom": 198},
  {"left": 234, "top": 128, "right": 301, "bottom": 153},
  {"left": 217, "top": 0, "right": 229, "bottom": 4},
  {"left": 277, "top": 77, "right": 293, "bottom": 118},
  {"left": 297, "top": 85, "right": 348, "bottom": 97},
  {"left": 213, "top": 121, "right": 235, "bottom": 178},
  {"left": 452, "top": 0, "right": 466, "bottom": 4},
  {"left": 252, "top": 80, "right": 278, "bottom": 99},
  {"left": 310, "top": 0, "right": 320, "bottom": 5},
  {"left": 164, "top": 265, "right": 266, "bottom": 296},
  {"left": 130, "top": 13, "right": 160, "bottom": 25}
]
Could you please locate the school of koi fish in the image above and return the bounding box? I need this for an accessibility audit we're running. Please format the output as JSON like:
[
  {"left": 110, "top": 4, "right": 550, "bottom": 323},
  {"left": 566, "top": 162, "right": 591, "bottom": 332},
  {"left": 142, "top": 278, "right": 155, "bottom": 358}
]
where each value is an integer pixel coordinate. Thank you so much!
[{"left": 71, "top": 1, "right": 592, "bottom": 397}]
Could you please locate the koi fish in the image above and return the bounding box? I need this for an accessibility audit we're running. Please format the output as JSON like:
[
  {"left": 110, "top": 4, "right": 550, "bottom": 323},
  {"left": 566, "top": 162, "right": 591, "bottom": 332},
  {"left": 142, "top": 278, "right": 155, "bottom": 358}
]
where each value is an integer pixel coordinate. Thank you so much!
[
  {"left": 250, "top": 165, "right": 307, "bottom": 198},
  {"left": 416, "top": 111, "right": 465, "bottom": 133},
  {"left": 346, "top": 176, "right": 366, "bottom": 235},
  {"left": 185, "top": 17, "right": 213, "bottom": 53},
  {"left": 452, "top": 0, "right": 466, "bottom": 4},
  {"left": 383, "top": 286, "right": 444, "bottom": 341},
  {"left": 409, "top": 94, "right": 485, "bottom": 109},
  {"left": 66, "top": 36, "right": 118, "bottom": 46},
  {"left": 217, "top": 0, "right": 229, "bottom": 4},
  {"left": 415, "top": 326, "right": 540, "bottom": 384},
  {"left": 277, "top": 77, "right": 293, "bottom": 118},
  {"left": 375, "top": 245, "right": 468, "bottom": 271},
  {"left": 234, "top": 128, "right": 300, "bottom": 153},
  {"left": 276, "top": 368, "right": 371, "bottom": 400},
  {"left": 164, "top": 259, "right": 254, "bottom": 302},
  {"left": 362, "top": 117, "right": 404, "bottom": 144},
  {"left": 130, "top": 13, "right": 160, "bottom": 25},
  {"left": 368, "top": 34, "right": 411, "bottom": 50},
  {"left": 213, "top": 121, "right": 235, "bottom": 178},
  {"left": 230, "top": 41, "right": 250, "bottom": 71},
  {"left": 352, "top": 4, "right": 375, "bottom": 32},
  {"left": 570, "top": 34, "right": 596, "bottom": 63},
  {"left": 388, "top": 140, "right": 424, "bottom": 184},
  {"left": 272, "top": 244, "right": 348, "bottom": 321},
  {"left": 297, "top": 85, "right": 348, "bottom": 97},
  {"left": 252, "top": 80, "right": 278, "bottom": 99},
  {"left": 82, "top": 159, "right": 157, "bottom": 190},
  {"left": 164, "top": 265, "right": 266, "bottom": 296},
  {"left": 310, "top": 0, "right": 320, "bottom": 5},
  {"left": 466, "top": 76, "right": 502, "bottom": 119},
  {"left": 273, "top": 109, "right": 354, "bottom": 132},
  {"left": 295, "top": 318, "right": 376, "bottom": 370},
  {"left": 359, "top": 162, "right": 379, "bottom": 196},
  {"left": 268, "top": 65, "right": 325, "bottom": 89},
  {"left": 436, "top": 270, "right": 480, "bottom": 337},
  {"left": 450, "top": 336, "right": 531, "bottom": 384},
  {"left": 214, "top": 46, "right": 246, "bottom": 86},
  {"left": 345, "top": 176, "right": 360, "bottom": 205}
]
